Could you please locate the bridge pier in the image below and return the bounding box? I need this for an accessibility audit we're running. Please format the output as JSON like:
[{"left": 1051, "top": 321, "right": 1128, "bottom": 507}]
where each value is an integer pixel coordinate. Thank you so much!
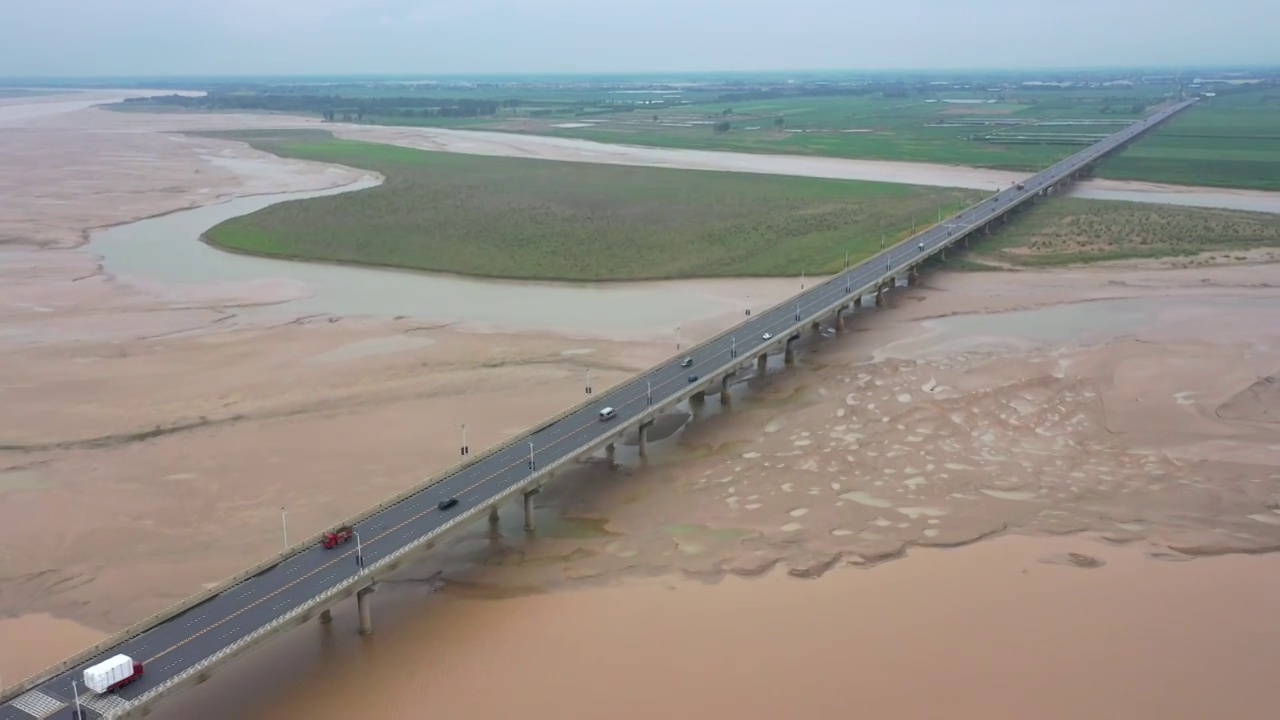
[
  {"left": 835, "top": 306, "right": 846, "bottom": 332},
  {"left": 908, "top": 267, "right": 919, "bottom": 285},
  {"left": 939, "top": 247, "right": 947, "bottom": 261},
  {"left": 756, "top": 353, "right": 767, "bottom": 376},
  {"left": 605, "top": 442, "right": 616, "bottom": 465},
  {"left": 523, "top": 488, "right": 539, "bottom": 531},
  {"left": 720, "top": 372, "right": 734, "bottom": 401},
  {"left": 810, "top": 320, "right": 820, "bottom": 332},
  {"left": 319, "top": 608, "right": 332, "bottom": 624},
  {"left": 784, "top": 338, "right": 797, "bottom": 365},
  {"left": 875, "top": 283, "right": 886, "bottom": 307},
  {"left": 691, "top": 390, "right": 706, "bottom": 405},
  {"left": 488, "top": 506, "right": 499, "bottom": 526},
  {"left": 853, "top": 295, "right": 862, "bottom": 309},
  {"left": 638, "top": 419, "right": 655, "bottom": 458},
  {"left": 357, "top": 585, "right": 376, "bottom": 635}
]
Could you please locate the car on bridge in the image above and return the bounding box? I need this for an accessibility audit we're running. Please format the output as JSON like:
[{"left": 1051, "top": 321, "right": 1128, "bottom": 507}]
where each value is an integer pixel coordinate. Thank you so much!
[
  {"left": 762, "top": 332, "right": 773, "bottom": 341},
  {"left": 680, "top": 356, "right": 693, "bottom": 367},
  {"left": 438, "top": 497, "right": 459, "bottom": 511}
]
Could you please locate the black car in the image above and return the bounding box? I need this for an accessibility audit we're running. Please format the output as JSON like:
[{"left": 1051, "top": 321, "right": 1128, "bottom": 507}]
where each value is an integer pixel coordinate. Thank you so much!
[
  {"left": 438, "top": 497, "right": 459, "bottom": 511},
  {"left": 687, "top": 374, "right": 699, "bottom": 383}
]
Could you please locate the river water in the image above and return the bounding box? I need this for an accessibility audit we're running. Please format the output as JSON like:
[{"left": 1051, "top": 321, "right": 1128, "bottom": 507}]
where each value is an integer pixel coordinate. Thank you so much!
[
  {"left": 85, "top": 179, "right": 805, "bottom": 338},
  {"left": 151, "top": 536, "right": 1280, "bottom": 720}
]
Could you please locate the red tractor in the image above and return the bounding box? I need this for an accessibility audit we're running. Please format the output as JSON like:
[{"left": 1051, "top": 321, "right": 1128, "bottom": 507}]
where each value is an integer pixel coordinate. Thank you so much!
[{"left": 322, "top": 525, "right": 354, "bottom": 549}]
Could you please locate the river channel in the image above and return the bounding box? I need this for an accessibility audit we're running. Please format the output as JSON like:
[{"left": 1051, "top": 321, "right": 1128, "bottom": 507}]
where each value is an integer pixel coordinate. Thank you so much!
[{"left": 85, "top": 178, "right": 805, "bottom": 338}]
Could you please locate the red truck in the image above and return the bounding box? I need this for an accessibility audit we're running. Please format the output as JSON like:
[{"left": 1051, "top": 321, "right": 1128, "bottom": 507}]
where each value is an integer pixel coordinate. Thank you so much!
[{"left": 322, "top": 525, "right": 354, "bottom": 549}]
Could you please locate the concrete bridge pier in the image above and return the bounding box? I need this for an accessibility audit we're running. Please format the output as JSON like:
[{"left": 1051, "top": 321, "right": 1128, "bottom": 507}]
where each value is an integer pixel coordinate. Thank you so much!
[
  {"left": 319, "top": 608, "right": 332, "bottom": 624},
  {"left": 523, "top": 488, "right": 540, "bottom": 531},
  {"left": 720, "top": 372, "right": 735, "bottom": 401},
  {"left": 835, "top": 306, "right": 846, "bottom": 332},
  {"left": 488, "top": 506, "right": 499, "bottom": 526},
  {"left": 853, "top": 295, "right": 862, "bottom": 310},
  {"left": 756, "top": 353, "right": 768, "bottom": 376},
  {"left": 810, "top": 320, "right": 820, "bottom": 332},
  {"left": 605, "top": 442, "right": 616, "bottom": 465},
  {"left": 357, "top": 585, "right": 376, "bottom": 635},
  {"left": 908, "top": 267, "right": 919, "bottom": 285},
  {"left": 875, "top": 283, "right": 886, "bottom": 307},
  {"left": 691, "top": 390, "right": 706, "bottom": 405},
  {"left": 784, "top": 338, "right": 797, "bottom": 365},
  {"left": 939, "top": 247, "right": 948, "bottom": 261},
  {"left": 638, "top": 419, "right": 655, "bottom": 458}
]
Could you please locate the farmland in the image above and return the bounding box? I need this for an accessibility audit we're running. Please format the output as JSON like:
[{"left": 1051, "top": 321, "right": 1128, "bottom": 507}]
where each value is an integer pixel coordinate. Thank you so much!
[
  {"left": 1095, "top": 89, "right": 1280, "bottom": 191},
  {"left": 115, "top": 72, "right": 1280, "bottom": 189},
  {"left": 203, "top": 130, "right": 982, "bottom": 281},
  {"left": 957, "top": 197, "right": 1280, "bottom": 267}
]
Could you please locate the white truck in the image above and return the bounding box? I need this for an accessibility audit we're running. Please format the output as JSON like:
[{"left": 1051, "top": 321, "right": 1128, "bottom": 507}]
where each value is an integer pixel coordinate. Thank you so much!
[{"left": 83, "top": 654, "right": 144, "bottom": 694}]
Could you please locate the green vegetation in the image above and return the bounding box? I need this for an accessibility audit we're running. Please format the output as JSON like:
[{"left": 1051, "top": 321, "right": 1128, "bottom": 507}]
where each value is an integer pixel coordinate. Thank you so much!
[
  {"left": 1096, "top": 90, "right": 1280, "bottom": 191},
  {"left": 961, "top": 197, "right": 1280, "bottom": 267},
  {"left": 202, "top": 130, "right": 981, "bottom": 281},
  {"left": 116, "top": 73, "right": 1279, "bottom": 189}
]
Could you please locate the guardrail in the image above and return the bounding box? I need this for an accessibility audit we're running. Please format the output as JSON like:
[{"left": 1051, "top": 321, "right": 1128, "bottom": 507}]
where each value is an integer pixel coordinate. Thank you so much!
[{"left": 3, "top": 98, "right": 1196, "bottom": 712}]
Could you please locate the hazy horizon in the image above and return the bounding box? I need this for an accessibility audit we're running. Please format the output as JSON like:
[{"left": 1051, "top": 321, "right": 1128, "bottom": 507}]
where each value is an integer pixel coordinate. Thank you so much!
[{"left": 1, "top": 0, "right": 1276, "bottom": 77}]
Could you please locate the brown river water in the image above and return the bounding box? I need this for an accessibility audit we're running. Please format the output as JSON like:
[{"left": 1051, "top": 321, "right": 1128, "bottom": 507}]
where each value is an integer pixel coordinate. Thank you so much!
[{"left": 144, "top": 536, "right": 1280, "bottom": 720}]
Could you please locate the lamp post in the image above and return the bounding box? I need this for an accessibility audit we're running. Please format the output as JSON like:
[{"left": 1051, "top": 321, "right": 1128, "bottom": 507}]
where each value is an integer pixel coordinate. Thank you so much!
[
  {"left": 585, "top": 369, "right": 592, "bottom": 395},
  {"left": 354, "top": 530, "right": 364, "bottom": 570},
  {"left": 800, "top": 271, "right": 805, "bottom": 290},
  {"left": 794, "top": 302, "right": 801, "bottom": 322},
  {"left": 675, "top": 325, "right": 681, "bottom": 351},
  {"left": 646, "top": 380, "right": 653, "bottom": 406},
  {"left": 731, "top": 335, "right": 737, "bottom": 358},
  {"left": 460, "top": 424, "right": 469, "bottom": 456},
  {"left": 528, "top": 441, "right": 535, "bottom": 471},
  {"left": 280, "top": 507, "right": 288, "bottom": 551},
  {"left": 72, "top": 679, "right": 83, "bottom": 720}
]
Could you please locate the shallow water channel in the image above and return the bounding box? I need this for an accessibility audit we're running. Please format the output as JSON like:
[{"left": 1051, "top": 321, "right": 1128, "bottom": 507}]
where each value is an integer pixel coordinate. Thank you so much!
[{"left": 85, "top": 179, "right": 797, "bottom": 337}]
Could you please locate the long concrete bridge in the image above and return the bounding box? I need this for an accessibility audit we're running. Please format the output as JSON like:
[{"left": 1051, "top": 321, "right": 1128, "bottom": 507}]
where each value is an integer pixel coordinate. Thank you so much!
[{"left": 0, "top": 98, "right": 1196, "bottom": 720}]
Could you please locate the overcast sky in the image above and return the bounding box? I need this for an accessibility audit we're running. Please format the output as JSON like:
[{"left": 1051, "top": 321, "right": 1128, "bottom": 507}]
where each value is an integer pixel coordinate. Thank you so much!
[{"left": 1, "top": 0, "right": 1275, "bottom": 77}]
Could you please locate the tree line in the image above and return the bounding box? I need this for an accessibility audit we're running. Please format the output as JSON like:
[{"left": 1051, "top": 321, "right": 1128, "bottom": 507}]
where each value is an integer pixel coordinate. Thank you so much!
[{"left": 122, "top": 93, "right": 506, "bottom": 120}]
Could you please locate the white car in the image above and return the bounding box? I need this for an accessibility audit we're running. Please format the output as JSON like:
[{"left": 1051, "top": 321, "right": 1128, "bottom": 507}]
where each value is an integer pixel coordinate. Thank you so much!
[{"left": 761, "top": 332, "right": 773, "bottom": 341}]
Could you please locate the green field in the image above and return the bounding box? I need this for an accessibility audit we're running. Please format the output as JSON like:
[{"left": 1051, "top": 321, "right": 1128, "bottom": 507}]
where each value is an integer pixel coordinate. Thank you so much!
[
  {"left": 203, "top": 130, "right": 982, "bottom": 281},
  {"left": 1095, "top": 90, "right": 1280, "bottom": 191},
  {"left": 958, "top": 197, "right": 1280, "bottom": 267}
]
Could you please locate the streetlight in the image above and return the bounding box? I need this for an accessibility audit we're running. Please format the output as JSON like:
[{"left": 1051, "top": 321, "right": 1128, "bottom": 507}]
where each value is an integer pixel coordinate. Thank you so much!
[
  {"left": 800, "top": 270, "right": 805, "bottom": 290},
  {"left": 585, "top": 369, "right": 592, "bottom": 395},
  {"left": 280, "top": 507, "right": 288, "bottom": 551},
  {"left": 794, "top": 302, "right": 801, "bottom": 322},
  {"left": 528, "top": 440, "right": 535, "bottom": 471},
  {"left": 844, "top": 251, "right": 849, "bottom": 269},
  {"left": 675, "top": 325, "right": 681, "bottom": 351},
  {"left": 72, "top": 679, "right": 84, "bottom": 720},
  {"left": 354, "top": 530, "right": 364, "bottom": 570},
  {"left": 647, "top": 380, "right": 653, "bottom": 406},
  {"left": 731, "top": 335, "right": 737, "bottom": 358},
  {"left": 460, "top": 424, "right": 469, "bottom": 456}
]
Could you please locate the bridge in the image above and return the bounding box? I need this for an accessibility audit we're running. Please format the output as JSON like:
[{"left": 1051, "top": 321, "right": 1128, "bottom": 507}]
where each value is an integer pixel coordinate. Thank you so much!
[{"left": 0, "top": 98, "right": 1196, "bottom": 719}]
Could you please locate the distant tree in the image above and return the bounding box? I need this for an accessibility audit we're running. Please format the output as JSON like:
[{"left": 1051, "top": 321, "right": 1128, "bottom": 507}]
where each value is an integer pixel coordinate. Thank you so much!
[
  {"left": 722, "top": 108, "right": 733, "bottom": 116},
  {"left": 774, "top": 116, "right": 785, "bottom": 130},
  {"left": 356, "top": 106, "right": 365, "bottom": 122},
  {"left": 653, "top": 114, "right": 659, "bottom": 122},
  {"left": 713, "top": 120, "right": 731, "bottom": 134}
]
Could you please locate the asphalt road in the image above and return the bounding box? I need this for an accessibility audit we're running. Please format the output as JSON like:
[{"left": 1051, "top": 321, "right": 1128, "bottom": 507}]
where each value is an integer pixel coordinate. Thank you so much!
[{"left": 0, "top": 98, "right": 1195, "bottom": 720}]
